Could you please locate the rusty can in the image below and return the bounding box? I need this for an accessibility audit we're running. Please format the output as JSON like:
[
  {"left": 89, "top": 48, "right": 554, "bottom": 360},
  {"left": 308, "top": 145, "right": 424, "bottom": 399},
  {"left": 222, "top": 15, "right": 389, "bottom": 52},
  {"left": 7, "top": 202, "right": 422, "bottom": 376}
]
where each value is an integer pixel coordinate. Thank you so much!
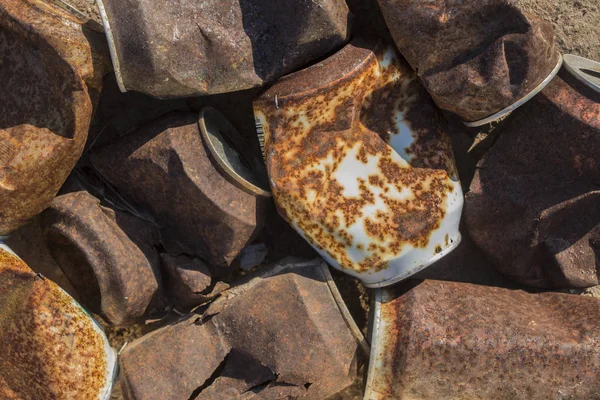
[
  {"left": 465, "top": 58, "right": 600, "bottom": 289},
  {"left": 0, "top": 245, "right": 117, "bottom": 400},
  {"left": 364, "top": 280, "right": 600, "bottom": 400},
  {"left": 96, "top": 0, "right": 350, "bottom": 98},
  {"left": 254, "top": 40, "right": 464, "bottom": 288},
  {"left": 91, "top": 109, "right": 271, "bottom": 267},
  {"left": 119, "top": 258, "right": 366, "bottom": 400},
  {"left": 41, "top": 190, "right": 163, "bottom": 326},
  {"left": 375, "top": 0, "right": 562, "bottom": 126},
  {"left": 0, "top": 0, "right": 101, "bottom": 235}
]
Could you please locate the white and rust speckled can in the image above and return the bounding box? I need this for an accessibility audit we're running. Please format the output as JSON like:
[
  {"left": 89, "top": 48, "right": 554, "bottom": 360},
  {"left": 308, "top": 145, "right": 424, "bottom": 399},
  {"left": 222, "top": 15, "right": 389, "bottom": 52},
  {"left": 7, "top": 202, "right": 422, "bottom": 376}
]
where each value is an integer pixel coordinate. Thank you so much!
[
  {"left": 254, "top": 39, "right": 464, "bottom": 288},
  {"left": 0, "top": 242, "right": 117, "bottom": 400}
]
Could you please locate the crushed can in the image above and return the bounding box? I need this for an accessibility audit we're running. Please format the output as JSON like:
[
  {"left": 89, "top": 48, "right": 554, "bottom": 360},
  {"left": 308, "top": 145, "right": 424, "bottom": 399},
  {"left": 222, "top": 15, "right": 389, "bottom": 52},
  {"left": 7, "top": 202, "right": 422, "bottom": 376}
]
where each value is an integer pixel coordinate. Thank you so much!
[
  {"left": 253, "top": 40, "right": 464, "bottom": 288},
  {"left": 0, "top": 245, "right": 117, "bottom": 400},
  {"left": 0, "top": 0, "right": 102, "bottom": 234},
  {"left": 376, "top": 0, "right": 562, "bottom": 125},
  {"left": 42, "top": 190, "right": 163, "bottom": 326},
  {"left": 365, "top": 280, "right": 600, "bottom": 399},
  {"left": 119, "top": 258, "right": 366, "bottom": 400},
  {"left": 91, "top": 109, "right": 271, "bottom": 267},
  {"left": 465, "top": 57, "right": 600, "bottom": 289},
  {"left": 96, "top": 0, "right": 350, "bottom": 98}
]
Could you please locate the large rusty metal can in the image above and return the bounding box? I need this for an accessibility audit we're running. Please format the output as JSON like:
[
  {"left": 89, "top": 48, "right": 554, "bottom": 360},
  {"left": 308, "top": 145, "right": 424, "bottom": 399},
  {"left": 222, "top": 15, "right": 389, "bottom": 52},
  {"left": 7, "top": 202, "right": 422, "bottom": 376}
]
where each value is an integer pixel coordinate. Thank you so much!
[
  {"left": 0, "top": 245, "right": 117, "bottom": 399},
  {"left": 465, "top": 59, "right": 600, "bottom": 289},
  {"left": 0, "top": 0, "right": 100, "bottom": 234},
  {"left": 376, "top": 0, "right": 562, "bottom": 125},
  {"left": 119, "top": 259, "right": 365, "bottom": 400},
  {"left": 254, "top": 40, "right": 464, "bottom": 288},
  {"left": 42, "top": 190, "right": 163, "bottom": 326},
  {"left": 365, "top": 280, "right": 600, "bottom": 400},
  {"left": 91, "top": 109, "right": 271, "bottom": 267},
  {"left": 96, "top": 0, "right": 350, "bottom": 98}
]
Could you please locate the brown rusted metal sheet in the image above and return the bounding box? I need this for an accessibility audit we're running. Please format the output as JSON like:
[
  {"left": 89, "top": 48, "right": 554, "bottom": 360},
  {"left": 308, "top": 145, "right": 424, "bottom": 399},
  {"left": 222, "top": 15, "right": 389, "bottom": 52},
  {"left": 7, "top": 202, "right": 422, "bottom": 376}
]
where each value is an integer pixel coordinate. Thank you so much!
[
  {"left": 0, "top": 246, "right": 117, "bottom": 399},
  {"left": 376, "top": 0, "right": 562, "bottom": 124},
  {"left": 160, "top": 253, "right": 212, "bottom": 309},
  {"left": 41, "top": 190, "right": 163, "bottom": 326},
  {"left": 0, "top": 0, "right": 100, "bottom": 235},
  {"left": 119, "top": 259, "right": 364, "bottom": 400},
  {"left": 365, "top": 279, "right": 600, "bottom": 400},
  {"left": 465, "top": 68, "right": 600, "bottom": 289},
  {"left": 96, "top": 0, "right": 350, "bottom": 98},
  {"left": 90, "top": 110, "right": 270, "bottom": 267},
  {"left": 254, "top": 40, "right": 463, "bottom": 288}
]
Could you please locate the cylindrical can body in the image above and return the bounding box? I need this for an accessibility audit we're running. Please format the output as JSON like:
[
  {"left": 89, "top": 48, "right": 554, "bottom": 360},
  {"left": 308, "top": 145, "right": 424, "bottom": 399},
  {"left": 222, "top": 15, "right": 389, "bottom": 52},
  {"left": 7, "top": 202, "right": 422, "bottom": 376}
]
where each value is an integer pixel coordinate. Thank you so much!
[
  {"left": 91, "top": 111, "right": 270, "bottom": 267},
  {"left": 97, "top": 0, "right": 350, "bottom": 98},
  {"left": 0, "top": 245, "right": 117, "bottom": 400},
  {"left": 465, "top": 67, "right": 600, "bottom": 288},
  {"left": 0, "top": 0, "right": 97, "bottom": 234},
  {"left": 365, "top": 280, "right": 600, "bottom": 399},
  {"left": 254, "top": 40, "right": 463, "bottom": 287},
  {"left": 376, "top": 0, "right": 562, "bottom": 125}
]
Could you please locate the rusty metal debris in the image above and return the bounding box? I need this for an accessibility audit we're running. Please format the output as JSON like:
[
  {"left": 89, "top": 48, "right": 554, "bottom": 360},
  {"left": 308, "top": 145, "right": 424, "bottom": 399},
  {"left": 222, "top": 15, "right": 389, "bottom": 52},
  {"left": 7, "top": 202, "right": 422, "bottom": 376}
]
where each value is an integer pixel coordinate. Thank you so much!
[
  {"left": 465, "top": 65, "right": 600, "bottom": 289},
  {"left": 254, "top": 39, "right": 464, "bottom": 287},
  {"left": 119, "top": 259, "right": 365, "bottom": 400},
  {"left": 0, "top": 0, "right": 101, "bottom": 235},
  {"left": 376, "top": 0, "right": 562, "bottom": 125},
  {"left": 365, "top": 279, "right": 600, "bottom": 399},
  {"left": 0, "top": 246, "right": 117, "bottom": 400},
  {"left": 42, "top": 190, "right": 163, "bottom": 326},
  {"left": 91, "top": 109, "right": 271, "bottom": 267},
  {"left": 160, "top": 253, "right": 212, "bottom": 309},
  {"left": 96, "top": 0, "right": 350, "bottom": 98}
]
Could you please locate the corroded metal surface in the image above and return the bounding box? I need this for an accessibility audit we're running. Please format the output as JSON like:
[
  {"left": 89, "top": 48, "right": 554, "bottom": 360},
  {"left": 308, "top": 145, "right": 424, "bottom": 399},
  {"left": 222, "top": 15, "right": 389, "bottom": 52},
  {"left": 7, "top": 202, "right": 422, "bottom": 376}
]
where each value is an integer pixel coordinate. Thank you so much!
[
  {"left": 465, "top": 69, "right": 600, "bottom": 288},
  {"left": 160, "top": 253, "right": 212, "bottom": 309},
  {"left": 97, "top": 0, "right": 350, "bottom": 98},
  {"left": 119, "top": 259, "right": 362, "bottom": 400},
  {"left": 0, "top": 0, "right": 98, "bottom": 234},
  {"left": 0, "top": 247, "right": 117, "bottom": 399},
  {"left": 90, "top": 111, "right": 269, "bottom": 267},
  {"left": 376, "top": 0, "right": 561, "bottom": 123},
  {"left": 42, "top": 191, "right": 162, "bottom": 326},
  {"left": 254, "top": 40, "right": 463, "bottom": 287},
  {"left": 365, "top": 280, "right": 600, "bottom": 400}
]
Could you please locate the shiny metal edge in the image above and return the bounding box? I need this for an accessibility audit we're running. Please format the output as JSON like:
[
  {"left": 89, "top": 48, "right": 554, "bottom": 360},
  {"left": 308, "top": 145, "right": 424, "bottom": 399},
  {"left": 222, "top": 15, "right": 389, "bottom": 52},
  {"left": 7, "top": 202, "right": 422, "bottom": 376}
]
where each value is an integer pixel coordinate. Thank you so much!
[
  {"left": 464, "top": 53, "right": 564, "bottom": 127},
  {"left": 563, "top": 54, "right": 600, "bottom": 94},
  {"left": 320, "top": 261, "right": 371, "bottom": 357},
  {"left": 362, "top": 233, "right": 462, "bottom": 289},
  {"left": 198, "top": 107, "right": 272, "bottom": 198},
  {"left": 96, "top": 0, "right": 127, "bottom": 93},
  {"left": 363, "top": 288, "right": 382, "bottom": 400}
]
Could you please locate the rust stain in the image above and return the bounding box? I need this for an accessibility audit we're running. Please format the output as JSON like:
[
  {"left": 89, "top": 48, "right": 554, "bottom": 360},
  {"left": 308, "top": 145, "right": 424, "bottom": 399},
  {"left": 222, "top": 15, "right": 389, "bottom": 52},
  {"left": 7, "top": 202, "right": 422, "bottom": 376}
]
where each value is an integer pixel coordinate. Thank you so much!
[
  {"left": 0, "top": 248, "right": 112, "bottom": 399},
  {"left": 254, "top": 41, "right": 460, "bottom": 274}
]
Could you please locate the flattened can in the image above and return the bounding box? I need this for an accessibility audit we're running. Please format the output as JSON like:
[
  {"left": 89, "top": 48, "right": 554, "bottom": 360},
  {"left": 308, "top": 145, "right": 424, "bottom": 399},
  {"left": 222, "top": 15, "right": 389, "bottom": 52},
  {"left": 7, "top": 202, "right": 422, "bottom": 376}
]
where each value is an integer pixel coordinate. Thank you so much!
[
  {"left": 0, "top": 244, "right": 117, "bottom": 400},
  {"left": 254, "top": 40, "right": 463, "bottom": 287}
]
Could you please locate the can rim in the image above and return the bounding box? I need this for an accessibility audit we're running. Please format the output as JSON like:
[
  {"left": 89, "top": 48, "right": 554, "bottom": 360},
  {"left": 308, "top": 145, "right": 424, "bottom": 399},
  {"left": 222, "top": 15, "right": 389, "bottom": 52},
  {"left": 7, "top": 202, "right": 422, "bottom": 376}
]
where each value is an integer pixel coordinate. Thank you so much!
[
  {"left": 463, "top": 53, "right": 563, "bottom": 127},
  {"left": 563, "top": 54, "right": 600, "bottom": 94},
  {"left": 362, "top": 232, "right": 462, "bottom": 288},
  {"left": 96, "top": 0, "right": 127, "bottom": 93},
  {"left": 198, "top": 107, "right": 272, "bottom": 198},
  {"left": 363, "top": 288, "right": 383, "bottom": 399}
]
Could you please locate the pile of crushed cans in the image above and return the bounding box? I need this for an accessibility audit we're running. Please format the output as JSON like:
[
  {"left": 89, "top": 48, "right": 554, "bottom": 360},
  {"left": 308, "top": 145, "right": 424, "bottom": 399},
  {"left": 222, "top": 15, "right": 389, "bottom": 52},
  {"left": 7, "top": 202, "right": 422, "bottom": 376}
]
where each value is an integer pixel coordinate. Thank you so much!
[{"left": 1, "top": 0, "right": 599, "bottom": 399}]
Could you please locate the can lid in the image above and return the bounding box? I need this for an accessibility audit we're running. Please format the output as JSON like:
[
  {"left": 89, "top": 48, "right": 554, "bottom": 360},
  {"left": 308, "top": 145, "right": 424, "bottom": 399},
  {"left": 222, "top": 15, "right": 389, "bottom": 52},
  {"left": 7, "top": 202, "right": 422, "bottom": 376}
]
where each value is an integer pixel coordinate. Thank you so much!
[
  {"left": 563, "top": 54, "right": 600, "bottom": 94},
  {"left": 199, "top": 107, "right": 271, "bottom": 197}
]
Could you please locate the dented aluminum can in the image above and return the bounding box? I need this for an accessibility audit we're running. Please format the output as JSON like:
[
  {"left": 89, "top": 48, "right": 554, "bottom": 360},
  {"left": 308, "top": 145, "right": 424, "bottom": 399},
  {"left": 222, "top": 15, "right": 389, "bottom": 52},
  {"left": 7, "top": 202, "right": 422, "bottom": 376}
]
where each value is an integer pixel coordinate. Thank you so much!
[
  {"left": 42, "top": 190, "right": 163, "bottom": 326},
  {"left": 0, "top": 0, "right": 99, "bottom": 235},
  {"left": 376, "top": 0, "right": 562, "bottom": 125},
  {"left": 97, "top": 0, "right": 350, "bottom": 98},
  {"left": 465, "top": 61, "right": 600, "bottom": 289},
  {"left": 0, "top": 246, "right": 117, "bottom": 400},
  {"left": 365, "top": 280, "right": 600, "bottom": 400},
  {"left": 254, "top": 40, "right": 464, "bottom": 288},
  {"left": 119, "top": 259, "right": 365, "bottom": 400},
  {"left": 91, "top": 109, "right": 271, "bottom": 267}
]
